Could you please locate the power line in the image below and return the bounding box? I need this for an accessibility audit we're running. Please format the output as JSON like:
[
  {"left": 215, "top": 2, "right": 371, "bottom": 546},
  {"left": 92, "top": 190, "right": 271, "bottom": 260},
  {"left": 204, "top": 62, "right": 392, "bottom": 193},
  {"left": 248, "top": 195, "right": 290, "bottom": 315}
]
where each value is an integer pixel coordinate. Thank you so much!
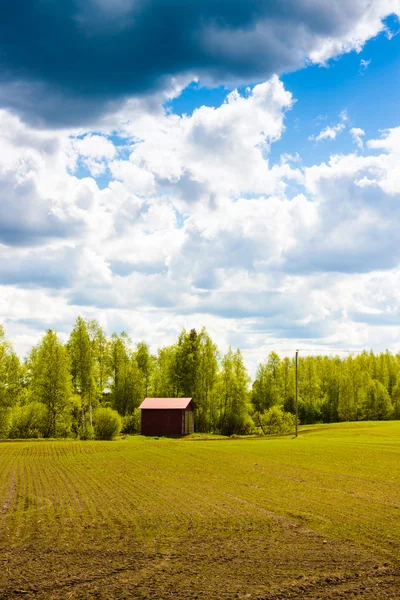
[
  {"left": 275, "top": 348, "right": 369, "bottom": 355},
  {"left": 296, "top": 348, "right": 366, "bottom": 353}
]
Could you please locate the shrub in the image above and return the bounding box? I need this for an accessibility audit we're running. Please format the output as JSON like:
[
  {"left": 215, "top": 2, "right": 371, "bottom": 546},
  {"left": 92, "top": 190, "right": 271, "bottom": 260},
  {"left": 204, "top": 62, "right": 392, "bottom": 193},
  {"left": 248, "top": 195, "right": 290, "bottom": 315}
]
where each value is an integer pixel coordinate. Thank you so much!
[
  {"left": 94, "top": 407, "right": 122, "bottom": 440},
  {"left": 0, "top": 408, "right": 12, "bottom": 438},
  {"left": 258, "top": 406, "right": 296, "bottom": 435},
  {"left": 362, "top": 379, "right": 393, "bottom": 420},
  {"left": 121, "top": 409, "right": 141, "bottom": 434},
  {"left": 237, "top": 413, "right": 255, "bottom": 435},
  {"left": 78, "top": 422, "right": 95, "bottom": 440},
  {"left": 9, "top": 402, "right": 48, "bottom": 439}
]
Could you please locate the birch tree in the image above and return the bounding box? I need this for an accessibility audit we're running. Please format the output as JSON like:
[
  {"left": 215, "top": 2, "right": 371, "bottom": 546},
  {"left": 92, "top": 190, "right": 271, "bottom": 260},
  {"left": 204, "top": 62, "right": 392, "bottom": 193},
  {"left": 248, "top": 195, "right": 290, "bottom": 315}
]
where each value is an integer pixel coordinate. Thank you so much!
[
  {"left": 68, "top": 316, "right": 95, "bottom": 429},
  {"left": 30, "top": 330, "right": 72, "bottom": 437}
]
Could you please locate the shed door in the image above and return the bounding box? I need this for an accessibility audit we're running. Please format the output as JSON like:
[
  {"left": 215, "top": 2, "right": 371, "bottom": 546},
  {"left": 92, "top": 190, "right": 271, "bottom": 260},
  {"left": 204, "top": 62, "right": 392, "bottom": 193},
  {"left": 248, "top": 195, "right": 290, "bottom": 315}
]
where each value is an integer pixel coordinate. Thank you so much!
[
  {"left": 184, "top": 410, "right": 189, "bottom": 435},
  {"left": 184, "top": 410, "right": 194, "bottom": 435}
]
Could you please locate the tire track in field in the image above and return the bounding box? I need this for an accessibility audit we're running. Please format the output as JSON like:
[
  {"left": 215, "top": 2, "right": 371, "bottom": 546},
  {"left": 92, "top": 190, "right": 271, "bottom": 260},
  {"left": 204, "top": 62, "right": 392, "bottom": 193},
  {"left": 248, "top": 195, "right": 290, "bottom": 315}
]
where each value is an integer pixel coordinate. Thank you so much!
[{"left": 0, "top": 467, "right": 16, "bottom": 516}]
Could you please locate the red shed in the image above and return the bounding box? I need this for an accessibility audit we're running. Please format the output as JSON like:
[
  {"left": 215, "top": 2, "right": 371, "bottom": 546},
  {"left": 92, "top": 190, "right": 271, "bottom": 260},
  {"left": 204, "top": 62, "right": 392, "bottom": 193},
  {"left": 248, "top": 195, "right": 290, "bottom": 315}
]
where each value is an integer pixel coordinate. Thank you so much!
[{"left": 139, "top": 398, "right": 195, "bottom": 437}]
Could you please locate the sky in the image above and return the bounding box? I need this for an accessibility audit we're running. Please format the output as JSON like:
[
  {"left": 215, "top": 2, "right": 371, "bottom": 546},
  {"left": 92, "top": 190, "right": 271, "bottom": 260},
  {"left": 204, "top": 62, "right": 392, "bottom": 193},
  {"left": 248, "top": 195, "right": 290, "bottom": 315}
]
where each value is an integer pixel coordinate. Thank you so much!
[{"left": 1, "top": 0, "right": 400, "bottom": 373}]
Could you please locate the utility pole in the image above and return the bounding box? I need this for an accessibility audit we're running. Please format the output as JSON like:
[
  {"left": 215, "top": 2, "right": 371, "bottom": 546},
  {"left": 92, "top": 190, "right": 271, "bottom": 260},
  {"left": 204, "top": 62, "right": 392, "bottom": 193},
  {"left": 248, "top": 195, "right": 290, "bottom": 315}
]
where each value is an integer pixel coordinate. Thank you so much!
[{"left": 295, "top": 350, "right": 299, "bottom": 438}]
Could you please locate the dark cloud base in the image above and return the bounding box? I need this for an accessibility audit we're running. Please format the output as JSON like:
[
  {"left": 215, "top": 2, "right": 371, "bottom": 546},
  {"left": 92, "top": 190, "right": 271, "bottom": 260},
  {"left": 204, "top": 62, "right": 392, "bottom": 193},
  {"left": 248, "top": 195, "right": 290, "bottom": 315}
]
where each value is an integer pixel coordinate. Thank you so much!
[{"left": 0, "top": 0, "right": 391, "bottom": 125}]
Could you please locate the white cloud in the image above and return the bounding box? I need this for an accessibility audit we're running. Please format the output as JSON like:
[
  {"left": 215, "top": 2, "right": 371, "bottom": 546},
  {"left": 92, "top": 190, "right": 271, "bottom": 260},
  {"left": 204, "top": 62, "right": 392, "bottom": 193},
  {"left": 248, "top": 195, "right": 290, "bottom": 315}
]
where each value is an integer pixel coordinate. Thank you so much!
[
  {"left": 69, "top": 134, "right": 117, "bottom": 176},
  {"left": 350, "top": 127, "right": 366, "bottom": 148},
  {"left": 309, "top": 110, "right": 348, "bottom": 142},
  {"left": 359, "top": 58, "right": 372, "bottom": 73},
  {"left": 2, "top": 0, "right": 399, "bottom": 128},
  {"left": 0, "top": 112, "right": 105, "bottom": 246},
  {"left": 116, "top": 76, "right": 300, "bottom": 202},
  {"left": 307, "top": 1, "right": 400, "bottom": 64},
  {"left": 109, "top": 161, "right": 156, "bottom": 195},
  {"left": 309, "top": 123, "right": 345, "bottom": 142},
  {"left": 2, "top": 79, "right": 400, "bottom": 373}
]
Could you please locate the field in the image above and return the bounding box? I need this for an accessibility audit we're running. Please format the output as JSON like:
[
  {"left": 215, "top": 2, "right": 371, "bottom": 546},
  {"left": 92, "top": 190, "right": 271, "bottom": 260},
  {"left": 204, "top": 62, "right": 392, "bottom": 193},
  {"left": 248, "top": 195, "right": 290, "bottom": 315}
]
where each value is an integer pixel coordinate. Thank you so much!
[{"left": 0, "top": 422, "right": 399, "bottom": 599}]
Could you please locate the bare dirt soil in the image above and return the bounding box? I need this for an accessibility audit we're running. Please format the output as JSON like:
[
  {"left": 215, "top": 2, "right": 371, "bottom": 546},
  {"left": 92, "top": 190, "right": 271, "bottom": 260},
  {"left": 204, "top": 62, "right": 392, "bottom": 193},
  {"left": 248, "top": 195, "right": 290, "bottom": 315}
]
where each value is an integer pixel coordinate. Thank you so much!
[
  {"left": 0, "top": 426, "right": 399, "bottom": 599},
  {"left": 1, "top": 516, "right": 399, "bottom": 599}
]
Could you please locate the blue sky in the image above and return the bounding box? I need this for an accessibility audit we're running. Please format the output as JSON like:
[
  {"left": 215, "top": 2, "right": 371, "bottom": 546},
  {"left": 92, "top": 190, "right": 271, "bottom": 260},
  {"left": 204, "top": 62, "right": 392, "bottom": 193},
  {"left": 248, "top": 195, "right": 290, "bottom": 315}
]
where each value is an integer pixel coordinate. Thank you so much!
[
  {"left": 171, "top": 14, "right": 400, "bottom": 168},
  {"left": 74, "top": 12, "right": 400, "bottom": 185},
  {"left": 1, "top": 1, "right": 400, "bottom": 371}
]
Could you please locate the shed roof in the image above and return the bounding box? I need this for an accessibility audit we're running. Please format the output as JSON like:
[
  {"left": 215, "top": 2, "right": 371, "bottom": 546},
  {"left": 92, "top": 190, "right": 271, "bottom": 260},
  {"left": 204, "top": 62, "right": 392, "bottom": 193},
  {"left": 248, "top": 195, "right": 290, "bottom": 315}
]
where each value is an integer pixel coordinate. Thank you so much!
[{"left": 139, "top": 398, "right": 193, "bottom": 410}]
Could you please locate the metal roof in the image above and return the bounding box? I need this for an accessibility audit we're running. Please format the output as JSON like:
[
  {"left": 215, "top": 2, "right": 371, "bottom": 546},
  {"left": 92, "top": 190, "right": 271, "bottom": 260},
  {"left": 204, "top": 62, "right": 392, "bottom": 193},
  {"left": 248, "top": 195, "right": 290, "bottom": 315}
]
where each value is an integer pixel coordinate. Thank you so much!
[{"left": 139, "top": 398, "right": 193, "bottom": 410}]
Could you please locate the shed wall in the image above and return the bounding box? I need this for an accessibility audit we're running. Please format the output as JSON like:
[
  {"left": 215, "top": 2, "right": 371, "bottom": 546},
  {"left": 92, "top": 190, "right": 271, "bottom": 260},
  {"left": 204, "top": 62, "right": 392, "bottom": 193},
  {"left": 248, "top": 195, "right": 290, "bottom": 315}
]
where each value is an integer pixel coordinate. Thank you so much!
[{"left": 141, "top": 409, "right": 184, "bottom": 436}]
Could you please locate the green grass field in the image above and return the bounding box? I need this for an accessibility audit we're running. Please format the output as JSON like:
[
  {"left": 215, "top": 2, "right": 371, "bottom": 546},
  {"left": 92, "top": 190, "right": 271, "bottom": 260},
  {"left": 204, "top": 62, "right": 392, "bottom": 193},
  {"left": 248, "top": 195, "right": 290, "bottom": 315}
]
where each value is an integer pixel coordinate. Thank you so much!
[{"left": 0, "top": 422, "right": 399, "bottom": 599}]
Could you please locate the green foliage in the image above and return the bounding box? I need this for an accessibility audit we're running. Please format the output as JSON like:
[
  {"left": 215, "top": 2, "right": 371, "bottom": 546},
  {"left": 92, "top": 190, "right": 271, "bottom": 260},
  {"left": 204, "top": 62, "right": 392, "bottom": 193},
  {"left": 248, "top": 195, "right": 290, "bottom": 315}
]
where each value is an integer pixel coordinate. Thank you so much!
[
  {"left": 2, "top": 318, "right": 400, "bottom": 441},
  {"left": 121, "top": 409, "right": 141, "bottom": 434},
  {"left": 390, "top": 381, "right": 400, "bottom": 420},
  {"left": 135, "top": 342, "right": 154, "bottom": 397},
  {"left": 28, "top": 330, "right": 73, "bottom": 437},
  {"left": 0, "top": 327, "right": 24, "bottom": 413},
  {"left": 109, "top": 333, "right": 145, "bottom": 416},
  {"left": 94, "top": 407, "right": 122, "bottom": 440},
  {"left": 174, "top": 328, "right": 199, "bottom": 398},
  {"left": 194, "top": 328, "right": 219, "bottom": 432},
  {"left": 0, "top": 407, "right": 12, "bottom": 438},
  {"left": 338, "top": 370, "right": 355, "bottom": 422},
  {"left": 68, "top": 317, "right": 93, "bottom": 397},
  {"left": 362, "top": 379, "right": 393, "bottom": 420},
  {"left": 151, "top": 345, "right": 178, "bottom": 397},
  {"left": 79, "top": 422, "right": 95, "bottom": 440},
  {"left": 68, "top": 316, "right": 98, "bottom": 429},
  {"left": 9, "top": 402, "right": 48, "bottom": 439},
  {"left": 216, "top": 348, "right": 252, "bottom": 435},
  {"left": 258, "top": 406, "right": 296, "bottom": 435},
  {"left": 86, "top": 319, "right": 110, "bottom": 400},
  {"left": 252, "top": 352, "right": 283, "bottom": 413}
]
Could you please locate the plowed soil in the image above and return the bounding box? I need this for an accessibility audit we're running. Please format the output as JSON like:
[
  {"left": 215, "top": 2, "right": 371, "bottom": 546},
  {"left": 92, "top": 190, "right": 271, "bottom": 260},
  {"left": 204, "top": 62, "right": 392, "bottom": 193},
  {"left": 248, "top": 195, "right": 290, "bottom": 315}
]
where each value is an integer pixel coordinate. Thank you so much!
[{"left": 0, "top": 422, "right": 399, "bottom": 599}]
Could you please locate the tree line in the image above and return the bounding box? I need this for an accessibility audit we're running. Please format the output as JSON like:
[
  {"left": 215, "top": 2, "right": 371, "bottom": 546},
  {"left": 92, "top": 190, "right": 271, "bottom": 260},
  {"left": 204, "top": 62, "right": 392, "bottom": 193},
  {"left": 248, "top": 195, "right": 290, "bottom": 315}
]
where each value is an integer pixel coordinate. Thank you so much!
[{"left": 0, "top": 317, "right": 399, "bottom": 439}]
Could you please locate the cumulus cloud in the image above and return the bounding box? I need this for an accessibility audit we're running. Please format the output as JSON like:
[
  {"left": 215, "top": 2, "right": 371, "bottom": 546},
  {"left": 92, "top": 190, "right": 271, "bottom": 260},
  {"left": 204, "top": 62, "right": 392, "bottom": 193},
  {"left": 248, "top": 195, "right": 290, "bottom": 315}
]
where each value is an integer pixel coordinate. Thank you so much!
[
  {"left": 285, "top": 132, "right": 400, "bottom": 273},
  {"left": 69, "top": 134, "right": 117, "bottom": 176},
  {"left": 0, "top": 0, "right": 399, "bottom": 125},
  {"left": 118, "top": 77, "right": 300, "bottom": 201},
  {"left": 2, "top": 75, "right": 400, "bottom": 369},
  {"left": 0, "top": 110, "right": 112, "bottom": 247}
]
